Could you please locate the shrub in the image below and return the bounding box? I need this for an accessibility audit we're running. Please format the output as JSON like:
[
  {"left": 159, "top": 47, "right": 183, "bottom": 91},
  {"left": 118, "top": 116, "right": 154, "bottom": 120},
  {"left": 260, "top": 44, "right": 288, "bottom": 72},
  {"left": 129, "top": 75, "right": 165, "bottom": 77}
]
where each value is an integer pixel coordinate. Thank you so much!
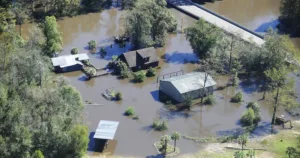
[
  {"left": 232, "top": 72, "right": 239, "bottom": 86},
  {"left": 133, "top": 71, "right": 146, "bottom": 82},
  {"left": 231, "top": 92, "right": 243, "bottom": 103},
  {"left": 83, "top": 67, "right": 96, "bottom": 78},
  {"left": 71, "top": 47, "right": 79, "bottom": 55},
  {"left": 125, "top": 106, "right": 135, "bottom": 116},
  {"left": 133, "top": 115, "right": 140, "bottom": 120},
  {"left": 88, "top": 40, "right": 97, "bottom": 53},
  {"left": 152, "top": 119, "right": 168, "bottom": 131},
  {"left": 204, "top": 95, "right": 215, "bottom": 105},
  {"left": 246, "top": 102, "right": 261, "bottom": 123},
  {"left": 146, "top": 67, "right": 156, "bottom": 77},
  {"left": 115, "top": 92, "right": 122, "bottom": 101},
  {"left": 165, "top": 100, "right": 172, "bottom": 106},
  {"left": 184, "top": 95, "right": 193, "bottom": 110},
  {"left": 240, "top": 108, "right": 255, "bottom": 126},
  {"left": 246, "top": 102, "right": 260, "bottom": 113},
  {"left": 120, "top": 70, "right": 130, "bottom": 78},
  {"left": 115, "top": 60, "right": 130, "bottom": 78},
  {"left": 100, "top": 47, "right": 107, "bottom": 57}
]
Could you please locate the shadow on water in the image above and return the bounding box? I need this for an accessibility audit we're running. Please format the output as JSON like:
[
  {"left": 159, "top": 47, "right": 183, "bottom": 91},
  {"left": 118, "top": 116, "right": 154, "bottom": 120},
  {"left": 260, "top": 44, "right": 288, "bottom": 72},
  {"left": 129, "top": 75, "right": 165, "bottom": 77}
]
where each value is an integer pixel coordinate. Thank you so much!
[
  {"left": 158, "top": 107, "right": 192, "bottom": 120},
  {"left": 141, "top": 125, "right": 153, "bottom": 133},
  {"left": 239, "top": 77, "right": 264, "bottom": 94},
  {"left": 217, "top": 127, "right": 245, "bottom": 137},
  {"left": 146, "top": 154, "right": 165, "bottom": 158},
  {"left": 255, "top": 19, "right": 279, "bottom": 33},
  {"left": 150, "top": 90, "right": 160, "bottom": 102},
  {"left": 164, "top": 51, "right": 198, "bottom": 64},
  {"left": 103, "top": 43, "right": 131, "bottom": 60},
  {"left": 88, "top": 132, "right": 96, "bottom": 151},
  {"left": 251, "top": 122, "right": 279, "bottom": 137}
]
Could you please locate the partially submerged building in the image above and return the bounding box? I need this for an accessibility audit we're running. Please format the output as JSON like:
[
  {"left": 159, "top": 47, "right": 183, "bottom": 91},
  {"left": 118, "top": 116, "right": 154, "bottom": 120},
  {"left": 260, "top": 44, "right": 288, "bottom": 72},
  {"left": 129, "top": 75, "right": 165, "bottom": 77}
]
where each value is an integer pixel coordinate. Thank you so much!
[
  {"left": 51, "top": 54, "right": 89, "bottom": 72},
  {"left": 159, "top": 72, "right": 217, "bottom": 102},
  {"left": 118, "top": 47, "right": 159, "bottom": 71},
  {"left": 93, "top": 120, "right": 119, "bottom": 152}
]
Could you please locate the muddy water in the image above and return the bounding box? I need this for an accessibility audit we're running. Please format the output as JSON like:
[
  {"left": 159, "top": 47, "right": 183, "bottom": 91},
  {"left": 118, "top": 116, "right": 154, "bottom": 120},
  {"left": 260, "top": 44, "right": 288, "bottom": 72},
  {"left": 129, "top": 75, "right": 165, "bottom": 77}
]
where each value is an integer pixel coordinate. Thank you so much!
[
  {"left": 202, "top": 0, "right": 300, "bottom": 48},
  {"left": 21, "top": 5, "right": 297, "bottom": 157}
]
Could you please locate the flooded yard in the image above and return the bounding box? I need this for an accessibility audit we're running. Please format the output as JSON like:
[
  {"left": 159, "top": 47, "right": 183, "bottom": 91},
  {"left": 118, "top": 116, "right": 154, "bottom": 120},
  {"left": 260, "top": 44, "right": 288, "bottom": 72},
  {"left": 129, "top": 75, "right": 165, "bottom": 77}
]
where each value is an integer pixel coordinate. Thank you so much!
[{"left": 21, "top": 2, "right": 300, "bottom": 157}]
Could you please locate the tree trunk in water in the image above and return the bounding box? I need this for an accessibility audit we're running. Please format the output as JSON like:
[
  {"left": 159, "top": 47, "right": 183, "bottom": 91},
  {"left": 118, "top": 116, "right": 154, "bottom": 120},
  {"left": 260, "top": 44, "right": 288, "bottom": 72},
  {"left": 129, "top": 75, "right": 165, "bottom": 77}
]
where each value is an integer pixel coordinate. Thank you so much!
[
  {"left": 201, "top": 73, "right": 208, "bottom": 103},
  {"left": 164, "top": 139, "right": 167, "bottom": 155},
  {"left": 19, "top": 24, "right": 22, "bottom": 36},
  {"left": 174, "top": 140, "right": 176, "bottom": 152},
  {"left": 271, "top": 88, "right": 280, "bottom": 124},
  {"left": 242, "top": 144, "right": 244, "bottom": 151},
  {"left": 229, "top": 51, "right": 232, "bottom": 72},
  {"left": 262, "top": 90, "right": 266, "bottom": 100}
]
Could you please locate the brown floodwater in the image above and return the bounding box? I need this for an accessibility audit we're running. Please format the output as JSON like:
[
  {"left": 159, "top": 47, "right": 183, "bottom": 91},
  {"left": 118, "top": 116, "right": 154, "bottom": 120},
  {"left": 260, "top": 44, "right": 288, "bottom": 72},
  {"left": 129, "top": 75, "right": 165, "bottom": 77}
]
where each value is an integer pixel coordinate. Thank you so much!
[
  {"left": 201, "top": 0, "right": 300, "bottom": 48},
  {"left": 20, "top": 2, "right": 300, "bottom": 157}
]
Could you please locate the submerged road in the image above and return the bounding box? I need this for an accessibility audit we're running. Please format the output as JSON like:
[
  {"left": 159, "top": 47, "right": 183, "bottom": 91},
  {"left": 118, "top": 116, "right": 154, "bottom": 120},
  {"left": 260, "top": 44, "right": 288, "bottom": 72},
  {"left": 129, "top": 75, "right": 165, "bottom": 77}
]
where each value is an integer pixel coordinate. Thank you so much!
[{"left": 167, "top": 0, "right": 265, "bottom": 46}]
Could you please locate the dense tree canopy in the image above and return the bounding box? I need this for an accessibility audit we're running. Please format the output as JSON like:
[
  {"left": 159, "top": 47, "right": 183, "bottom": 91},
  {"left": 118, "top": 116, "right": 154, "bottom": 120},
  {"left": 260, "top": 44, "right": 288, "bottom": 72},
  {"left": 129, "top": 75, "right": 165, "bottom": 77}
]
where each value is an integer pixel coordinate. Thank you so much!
[
  {"left": 280, "top": 0, "right": 300, "bottom": 35},
  {"left": 185, "top": 19, "right": 220, "bottom": 58},
  {"left": 126, "top": 0, "right": 177, "bottom": 49},
  {"left": 0, "top": 19, "right": 88, "bottom": 158}
]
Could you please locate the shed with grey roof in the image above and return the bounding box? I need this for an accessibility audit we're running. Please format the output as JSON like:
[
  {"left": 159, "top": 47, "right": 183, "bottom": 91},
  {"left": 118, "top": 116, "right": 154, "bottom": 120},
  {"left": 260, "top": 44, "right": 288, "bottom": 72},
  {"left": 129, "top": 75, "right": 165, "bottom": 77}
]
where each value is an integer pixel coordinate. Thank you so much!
[
  {"left": 159, "top": 72, "right": 217, "bottom": 102},
  {"left": 51, "top": 54, "right": 89, "bottom": 73}
]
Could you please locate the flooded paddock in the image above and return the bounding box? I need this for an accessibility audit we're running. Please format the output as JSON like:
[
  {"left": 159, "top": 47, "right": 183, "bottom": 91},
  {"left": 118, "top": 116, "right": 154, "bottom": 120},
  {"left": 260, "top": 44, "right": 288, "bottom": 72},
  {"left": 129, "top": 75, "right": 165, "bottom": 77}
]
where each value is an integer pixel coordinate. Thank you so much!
[{"left": 20, "top": 2, "right": 300, "bottom": 157}]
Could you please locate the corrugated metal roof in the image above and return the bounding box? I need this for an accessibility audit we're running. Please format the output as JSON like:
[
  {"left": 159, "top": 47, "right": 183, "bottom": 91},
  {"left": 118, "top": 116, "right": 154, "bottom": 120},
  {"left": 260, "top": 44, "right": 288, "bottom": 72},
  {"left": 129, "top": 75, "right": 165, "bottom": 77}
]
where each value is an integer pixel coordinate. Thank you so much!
[
  {"left": 161, "top": 72, "right": 217, "bottom": 94},
  {"left": 51, "top": 54, "right": 89, "bottom": 68},
  {"left": 94, "top": 120, "right": 119, "bottom": 140}
]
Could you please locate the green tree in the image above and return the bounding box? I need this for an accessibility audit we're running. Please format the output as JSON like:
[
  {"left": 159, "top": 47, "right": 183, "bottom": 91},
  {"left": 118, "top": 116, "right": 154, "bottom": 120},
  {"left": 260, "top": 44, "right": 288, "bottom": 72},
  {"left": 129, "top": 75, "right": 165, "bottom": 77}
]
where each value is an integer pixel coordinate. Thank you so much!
[
  {"left": 12, "top": 2, "right": 28, "bottom": 36},
  {"left": 68, "top": 125, "right": 89, "bottom": 157},
  {"left": 185, "top": 19, "right": 220, "bottom": 58},
  {"left": 279, "top": 0, "right": 300, "bottom": 35},
  {"left": 171, "top": 132, "right": 180, "bottom": 152},
  {"left": 43, "top": 16, "right": 62, "bottom": 56},
  {"left": 240, "top": 108, "right": 255, "bottom": 126},
  {"left": 32, "top": 150, "right": 44, "bottom": 158},
  {"left": 247, "top": 149, "right": 256, "bottom": 158},
  {"left": 184, "top": 95, "right": 193, "bottom": 110},
  {"left": 264, "top": 66, "right": 296, "bottom": 124},
  {"left": 238, "top": 134, "right": 248, "bottom": 151},
  {"left": 82, "top": 0, "right": 106, "bottom": 12},
  {"left": 234, "top": 151, "right": 245, "bottom": 158},
  {"left": 121, "top": 0, "right": 138, "bottom": 9},
  {"left": 0, "top": 7, "right": 14, "bottom": 33},
  {"left": 71, "top": 47, "right": 79, "bottom": 55},
  {"left": 126, "top": 0, "right": 177, "bottom": 49},
  {"left": 286, "top": 147, "right": 297, "bottom": 158}
]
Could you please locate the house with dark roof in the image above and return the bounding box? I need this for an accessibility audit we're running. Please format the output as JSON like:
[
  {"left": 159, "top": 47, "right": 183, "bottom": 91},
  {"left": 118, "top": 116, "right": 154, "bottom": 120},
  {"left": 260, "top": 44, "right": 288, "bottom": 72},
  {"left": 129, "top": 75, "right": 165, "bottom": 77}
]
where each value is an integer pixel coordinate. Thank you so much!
[{"left": 118, "top": 47, "right": 159, "bottom": 71}]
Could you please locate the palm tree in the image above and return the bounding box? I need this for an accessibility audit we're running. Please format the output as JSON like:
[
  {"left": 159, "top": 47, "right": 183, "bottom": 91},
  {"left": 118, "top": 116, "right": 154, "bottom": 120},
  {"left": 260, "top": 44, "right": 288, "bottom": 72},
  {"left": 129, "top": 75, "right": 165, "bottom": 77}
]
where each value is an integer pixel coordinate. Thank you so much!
[
  {"left": 238, "top": 134, "right": 248, "bottom": 151},
  {"left": 171, "top": 132, "right": 181, "bottom": 152},
  {"left": 247, "top": 149, "right": 256, "bottom": 158},
  {"left": 160, "top": 135, "right": 171, "bottom": 155},
  {"left": 286, "top": 147, "right": 296, "bottom": 158}
]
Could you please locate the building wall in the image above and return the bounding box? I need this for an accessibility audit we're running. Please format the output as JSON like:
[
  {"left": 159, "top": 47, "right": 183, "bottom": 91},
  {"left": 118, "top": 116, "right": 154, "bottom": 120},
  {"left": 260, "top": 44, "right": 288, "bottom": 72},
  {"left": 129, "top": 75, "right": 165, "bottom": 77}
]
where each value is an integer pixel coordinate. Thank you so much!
[
  {"left": 55, "top": 64, "right": 83, "bottom": 73},
  {"left": 180, "top": 86, "right": 214, "bottom": 102},
  {"left": 159, "top": 81, "right": 181, "bottom": 102}
]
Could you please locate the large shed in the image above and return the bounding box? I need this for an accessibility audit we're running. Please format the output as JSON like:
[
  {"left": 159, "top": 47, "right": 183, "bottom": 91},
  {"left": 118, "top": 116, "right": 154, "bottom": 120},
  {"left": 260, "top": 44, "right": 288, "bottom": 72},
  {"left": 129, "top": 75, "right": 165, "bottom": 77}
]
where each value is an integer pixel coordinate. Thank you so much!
[{"left": 159, "top": 72, "right": 217, "bottom": 102}]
